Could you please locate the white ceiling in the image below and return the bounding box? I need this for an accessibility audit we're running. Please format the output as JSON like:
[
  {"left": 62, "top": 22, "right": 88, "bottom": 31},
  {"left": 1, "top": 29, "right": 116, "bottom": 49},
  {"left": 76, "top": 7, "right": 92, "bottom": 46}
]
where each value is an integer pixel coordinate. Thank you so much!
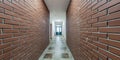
[{"left": 44, "top": 0, "right": 70, "bottom": 12}]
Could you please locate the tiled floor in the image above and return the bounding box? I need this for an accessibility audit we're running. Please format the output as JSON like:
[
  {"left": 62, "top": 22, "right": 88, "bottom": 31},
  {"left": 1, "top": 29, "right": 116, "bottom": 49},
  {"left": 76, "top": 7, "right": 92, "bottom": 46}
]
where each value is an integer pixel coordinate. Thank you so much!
[{"left": 38, "top": 36, "right": 74, "bottom": 60}]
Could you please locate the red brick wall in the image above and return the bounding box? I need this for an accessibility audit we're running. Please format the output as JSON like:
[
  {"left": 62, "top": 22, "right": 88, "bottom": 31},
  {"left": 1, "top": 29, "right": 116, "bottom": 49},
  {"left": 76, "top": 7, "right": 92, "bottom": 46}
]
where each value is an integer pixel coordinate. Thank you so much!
[
  {"left": 67, "top": 0, "right": 120, "bottom": 60},
  {"left": 0, "top": 0, "right": 49, "bottom": 60}
]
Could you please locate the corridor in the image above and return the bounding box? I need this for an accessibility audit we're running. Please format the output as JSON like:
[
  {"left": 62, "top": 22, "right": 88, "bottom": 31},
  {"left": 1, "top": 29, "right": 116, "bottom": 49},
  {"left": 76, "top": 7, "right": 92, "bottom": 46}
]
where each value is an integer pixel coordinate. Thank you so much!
[
  {"left": 38, "top": 36, "right": 74, "bottom": 60},
  {"left": 0, "top": 0, "right": 120, "bottom": 60}
]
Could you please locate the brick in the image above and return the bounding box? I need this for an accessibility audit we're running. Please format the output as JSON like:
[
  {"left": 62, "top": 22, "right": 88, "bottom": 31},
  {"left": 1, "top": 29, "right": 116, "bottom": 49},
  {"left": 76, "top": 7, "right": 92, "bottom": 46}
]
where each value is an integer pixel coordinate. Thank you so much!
[
  {"left": 90, "top": 28, "right": 98, "bottom": 32},
  {"left": 92, "top": 33, "right": 107, "bottom": 38},
  {"left": 5, "top": 9, "right": 15, "bottom": 16},
  {"left": 0, "top": 0, "right": 49, "bottom": 60},
  {"left": 108, "top": 52, "right": 120, "bottom": 60},
  {"left": 90, "top": 18, "right": 98, "bottom": 24},
  {"left": 0, "top": 50, "right": 2, "bottom": 55},
  {"left": 0, "top": 13, "right": 13, "bottom": 19},
  {"left": 98, "top": 53, "right": 107, "bottom": 60},
  {"left": 108, "top": 40, "right": 120, "bottom": 48},
  {"left": 98, "top": 0, "right": 120, "bottom": 11},
  {"left": 98, "top": 48, "right": 109, "bottom": 56},
  {"left": 109, "top": 3, "right": 120, "bottom": 13},
  {"left": 3, "top": 0, "right": 11, "bottom": 6},
  {"left": 0, "top": 7, "right": 4, "bottom": 13},
  {"left": 108, "top": 34, "right": 120, "bottom": 41},
  {"left": 99, "top": 11, "right": 120, "bottom": 21},
  {"left": 0, "top": 18, "right": 3, "bottom": 23},
  {"left": 99, "top": 27, "right": 120, "bottom": 33},
  {"left": 0, "top": 34, "right": 13, "bottom": 39},
  {"left": 13, "top": 33, "right": 21, "bottom": 37},
  {"left": 64, "top": 0, "right": 120, "bottom": 60},
  {"left": 0, "top": 13, "right": 6, "bottom": 18},
  {"left": 92, "top": 10, "right": 107, "bottom": 18},
  {"left": 4, "top": 19, "right": 19, "bottom": 25},
  {"left": 92, "top": 9, "right": 98, "bottom": 15},
  {"left": 3, "top": 37, "right": 18, "bottom": 43},
  {"left": 93, "top": 41, "right": 108, "bottom": 50},
  {"left": 108, "top": 19, "right": 120, "bottom": 26},
  {"left": 92, "top": 0, "right": 107, "bottom": 10},
  {"left": 109, "top": 46, "right": 120, "bottom": 56},
  {"left": 0, "top": 42, "right": 11, "bottom": 49},
  {"left": 99, "top": 38, "right": 120, "bottom": 48},
  {"left": 0, "top": 3, "right": 13, "bottom": 11},
  {"left": 3, "top": 29, "right": 19, "bottom": 33},
  {"left": 92, "top": 21, "right": 107, "bottom": 27},
  {"left": 99, "top": 38, "right": 109, "bottom": 44},
  {"left": 91, "top": 0, "right": 98, "bottom": 8},
  {"left": 0, "top": 24, "right": 12, "bottom": 29},
  {"left": 0, "top": 52, "right": 11, "bottom": 59},
  {"left": 5, "top": 14, "right": 12, "bottom": 20}
]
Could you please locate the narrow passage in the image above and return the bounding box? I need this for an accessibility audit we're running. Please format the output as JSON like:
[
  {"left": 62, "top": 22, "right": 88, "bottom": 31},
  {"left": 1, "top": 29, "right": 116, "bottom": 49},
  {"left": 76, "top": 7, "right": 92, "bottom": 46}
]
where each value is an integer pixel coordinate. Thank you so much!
[{"left": 39, "top": 36, "right": 74, "bottom": 60}]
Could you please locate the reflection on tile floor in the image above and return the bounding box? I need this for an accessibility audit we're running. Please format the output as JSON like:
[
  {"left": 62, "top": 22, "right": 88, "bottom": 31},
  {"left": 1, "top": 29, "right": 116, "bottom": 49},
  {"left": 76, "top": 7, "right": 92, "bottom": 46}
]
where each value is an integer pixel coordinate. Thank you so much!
[
  {"left": 62, "top": 53, "right": 69, "bottom": 58},
  {"left": 38, "top": 36, "right": 74, "bottom": 60},
  {"left": 48, "top": 47, "right": 54, "bottom": 50},
  {"left": 44, "top": 53, "right": 52, "bottom": 58}
]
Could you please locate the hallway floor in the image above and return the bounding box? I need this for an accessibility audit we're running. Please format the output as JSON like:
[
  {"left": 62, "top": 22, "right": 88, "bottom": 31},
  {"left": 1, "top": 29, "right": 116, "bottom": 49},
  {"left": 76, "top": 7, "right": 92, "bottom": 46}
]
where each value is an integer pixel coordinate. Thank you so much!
[{"left": 38, "top": 36, "right": 74, "bottom": 60}]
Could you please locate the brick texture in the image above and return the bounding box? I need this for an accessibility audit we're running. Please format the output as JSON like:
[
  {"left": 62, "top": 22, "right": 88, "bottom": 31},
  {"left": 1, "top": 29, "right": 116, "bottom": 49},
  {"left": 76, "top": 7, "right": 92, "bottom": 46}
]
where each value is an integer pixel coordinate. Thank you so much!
[
  {"left": 0, "top": 0, "right": 49, "bottom": 60},
  {"left": 67, "top": 0, "right": 120, "bottom": 60}
]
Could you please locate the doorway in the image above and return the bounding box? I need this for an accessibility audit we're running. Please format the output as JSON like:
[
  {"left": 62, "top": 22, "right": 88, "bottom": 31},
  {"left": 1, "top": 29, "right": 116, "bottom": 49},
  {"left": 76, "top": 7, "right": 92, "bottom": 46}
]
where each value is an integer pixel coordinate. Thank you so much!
[{"left": 55, "top": 25, "right": 62, "bottom": 35}]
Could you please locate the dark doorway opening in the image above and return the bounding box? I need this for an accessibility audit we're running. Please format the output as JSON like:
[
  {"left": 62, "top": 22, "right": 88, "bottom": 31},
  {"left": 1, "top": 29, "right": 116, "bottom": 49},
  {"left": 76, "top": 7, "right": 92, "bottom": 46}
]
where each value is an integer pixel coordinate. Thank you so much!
[{"left": 55, "top": 25, "right": 62, "bottom": 35}]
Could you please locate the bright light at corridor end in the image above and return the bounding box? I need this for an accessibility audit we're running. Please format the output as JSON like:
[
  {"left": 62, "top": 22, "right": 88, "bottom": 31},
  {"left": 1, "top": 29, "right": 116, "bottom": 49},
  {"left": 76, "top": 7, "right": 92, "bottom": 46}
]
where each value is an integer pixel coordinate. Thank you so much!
[{"left": 55, "top": 19, "right": 62, "bottom": 22}]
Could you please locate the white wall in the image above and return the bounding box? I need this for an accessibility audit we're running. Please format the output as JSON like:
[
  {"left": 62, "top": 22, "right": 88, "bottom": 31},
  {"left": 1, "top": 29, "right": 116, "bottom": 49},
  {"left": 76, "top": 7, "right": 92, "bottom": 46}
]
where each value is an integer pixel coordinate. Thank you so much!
[
  {"left": 50, "top": 11, "right": 66, "bottom": 40},
  {"left": 44, "top": 0, "right": 70, "bottom": 40}
]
